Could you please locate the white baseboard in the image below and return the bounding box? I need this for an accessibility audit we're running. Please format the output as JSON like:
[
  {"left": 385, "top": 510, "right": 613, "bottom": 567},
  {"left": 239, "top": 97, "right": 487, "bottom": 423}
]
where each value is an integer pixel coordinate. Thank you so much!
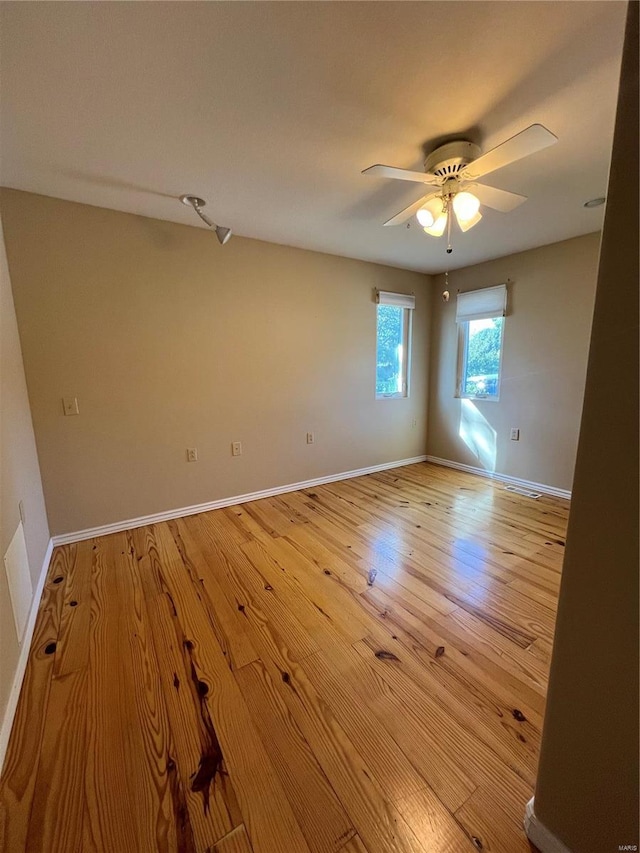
[
  {"left": 51, "top": 455, "right": 429, "bottom": 546},
  {"left": 425, "top": 455, "right": 571, "bottom": 500},
  {"left": 0, "top": 537, "right": 53, "bottom": 775},
  {"left": 524, "top": 798, "right": 573, "bottom": 853}
]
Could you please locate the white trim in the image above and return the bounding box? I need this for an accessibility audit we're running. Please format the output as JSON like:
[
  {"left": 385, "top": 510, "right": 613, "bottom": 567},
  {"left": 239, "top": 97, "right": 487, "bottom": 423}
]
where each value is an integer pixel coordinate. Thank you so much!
[
  {"left": 51, "top": 456, "right": 429, "bottom": 546},
  {"left": 524, "top": 798, "right": 573, "bottom": 853},
  {"left": 425, "top": 455, "right": 571, "bottom": 500},
  {"left": 0, "top": 537, "right": 53, "bottom": 774}
]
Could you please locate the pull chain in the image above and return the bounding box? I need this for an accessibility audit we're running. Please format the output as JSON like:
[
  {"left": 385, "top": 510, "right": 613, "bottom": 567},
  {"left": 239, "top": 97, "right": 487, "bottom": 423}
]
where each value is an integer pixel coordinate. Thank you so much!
[{"left": 442, "top": 269, "right": 450, "bottom": 302}]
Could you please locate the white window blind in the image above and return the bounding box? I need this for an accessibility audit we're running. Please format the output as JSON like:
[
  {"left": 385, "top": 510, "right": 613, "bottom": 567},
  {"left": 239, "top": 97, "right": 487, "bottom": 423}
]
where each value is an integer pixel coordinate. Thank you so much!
[
  {"left": 376, "top": 290, "right": 415, "bottom": 309},
  {"left": 456, "top": 284, "right": 507, "bottom": 323}
]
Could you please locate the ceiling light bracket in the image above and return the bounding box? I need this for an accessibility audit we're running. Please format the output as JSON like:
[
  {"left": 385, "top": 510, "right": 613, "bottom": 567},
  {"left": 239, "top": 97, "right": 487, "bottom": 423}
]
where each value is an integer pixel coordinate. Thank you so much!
[
  {"left": 180, "top": 194, "right": 232, "bottom": 245},
  {"left": 181, "top": 194, "right": 213, "bottom": 226}
]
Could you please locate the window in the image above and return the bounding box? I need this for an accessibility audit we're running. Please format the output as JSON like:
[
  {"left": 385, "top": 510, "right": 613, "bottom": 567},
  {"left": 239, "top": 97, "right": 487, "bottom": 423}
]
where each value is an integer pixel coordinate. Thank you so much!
[
  {"left": 456, "top": 284, "right": 507, "bottom": 401},
  {"left": 375, "top": 291, "right": 414, "bottom": 398},
  {"left": 458, "top": 316, "right": 505, "bottom": 399}
]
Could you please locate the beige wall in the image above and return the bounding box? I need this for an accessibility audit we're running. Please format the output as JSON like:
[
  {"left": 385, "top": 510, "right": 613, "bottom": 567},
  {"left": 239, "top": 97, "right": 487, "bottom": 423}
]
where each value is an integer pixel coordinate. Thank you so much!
[
  {"left": 532, "top": 3, "right": 638, "bottom": 850},
  {"left": 0, "top": 212, "right": 50, "bottom": 731},
  {"left": 0, "top": 190, "right": 430, "bottom": 536},
  {"left": 427, "top": 233, "right": 600, "bottom": 492}
]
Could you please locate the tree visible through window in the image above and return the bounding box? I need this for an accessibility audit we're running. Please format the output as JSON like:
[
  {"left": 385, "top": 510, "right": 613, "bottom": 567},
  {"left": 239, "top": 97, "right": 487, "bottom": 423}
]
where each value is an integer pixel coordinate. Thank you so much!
[
  {"left": 376, "top": 304, "right": 410, "bottom": 397},
  {"left": 460, "top": 316, "right": 504, "bottom": 398}
]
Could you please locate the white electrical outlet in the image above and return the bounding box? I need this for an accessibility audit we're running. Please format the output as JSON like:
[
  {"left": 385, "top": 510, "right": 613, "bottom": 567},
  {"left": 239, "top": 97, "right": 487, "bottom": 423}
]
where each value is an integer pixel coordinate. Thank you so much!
[
  {"left": 306, "top": 432, "right": 315, "bottom": 445},
  {"left": 510, "top": 428, "right": 520, "bottom": 441},
  {"left": 411, "top": 418, "right": 417, "bottom": 429},
  {"left": 186, "top": 448, "right": 198, "bottom": 462},
  {"left": 232, "top": 441, "right": 242, "bottom": 457},
  {"left": 62, "top": 396, "right": 79, "bottom": 416}
]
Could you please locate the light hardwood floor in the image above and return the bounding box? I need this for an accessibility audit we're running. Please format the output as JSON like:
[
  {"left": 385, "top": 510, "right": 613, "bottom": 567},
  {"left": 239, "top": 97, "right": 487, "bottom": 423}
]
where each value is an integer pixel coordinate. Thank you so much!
[{"left": 0, "top": 462, "right": 567, "bottom": 852}]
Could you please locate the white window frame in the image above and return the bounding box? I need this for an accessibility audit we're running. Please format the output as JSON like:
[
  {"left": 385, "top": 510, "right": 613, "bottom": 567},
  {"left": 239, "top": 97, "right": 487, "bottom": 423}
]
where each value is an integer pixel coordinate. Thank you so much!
[
  {"left": 375, "top": 299, "right": 413, "bottom": 400},
  {"left": 456, "top": 316, "right": 505, "bottom": 402},
  {"left": 455, "top": 284, "right": 507, "bottom": 402}
]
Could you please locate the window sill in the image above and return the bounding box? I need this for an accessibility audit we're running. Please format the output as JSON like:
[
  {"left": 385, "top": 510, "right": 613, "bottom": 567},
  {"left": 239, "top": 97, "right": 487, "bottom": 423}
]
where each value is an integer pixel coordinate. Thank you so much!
[
  {"left": 456, "top": 394, "right": 500, "bottom": 402},
  {"left": 376, "top": 393, "right": 408, "bottom": 400}
]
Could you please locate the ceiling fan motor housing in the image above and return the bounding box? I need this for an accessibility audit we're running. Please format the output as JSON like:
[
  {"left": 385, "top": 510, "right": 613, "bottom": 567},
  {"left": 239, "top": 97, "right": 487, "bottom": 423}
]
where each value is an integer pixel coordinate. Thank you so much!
[{"left": 424, "top": 140, "right": 481, "bottom": 178}]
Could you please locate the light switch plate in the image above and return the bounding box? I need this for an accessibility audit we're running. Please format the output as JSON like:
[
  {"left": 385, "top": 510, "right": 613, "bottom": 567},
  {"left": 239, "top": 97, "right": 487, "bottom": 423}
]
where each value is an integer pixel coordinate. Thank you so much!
[{"left": 62, "top": 396, "right": 79, "bottom": 416}]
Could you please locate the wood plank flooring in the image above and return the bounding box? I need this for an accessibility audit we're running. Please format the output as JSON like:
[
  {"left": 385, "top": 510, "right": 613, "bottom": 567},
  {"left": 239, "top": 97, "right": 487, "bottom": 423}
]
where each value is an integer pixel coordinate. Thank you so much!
[{"left": 0, "top": 462, "right": 567, "bottom": 852}]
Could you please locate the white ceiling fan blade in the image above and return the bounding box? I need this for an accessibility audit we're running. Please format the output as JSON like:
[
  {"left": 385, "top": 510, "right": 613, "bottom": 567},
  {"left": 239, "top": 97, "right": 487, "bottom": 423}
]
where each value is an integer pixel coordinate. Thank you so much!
[
  {"left": 467, "top": 182, "right": 527, "bottom": 212},
  {"left": 383, "top": 192, "right": 439, "bottom": 226},
  {"left": 462, "top": 124, "right": 557, "bottom": 180},
  {"left": 363, "top": 164, "right": 440, "bottom": 185}
]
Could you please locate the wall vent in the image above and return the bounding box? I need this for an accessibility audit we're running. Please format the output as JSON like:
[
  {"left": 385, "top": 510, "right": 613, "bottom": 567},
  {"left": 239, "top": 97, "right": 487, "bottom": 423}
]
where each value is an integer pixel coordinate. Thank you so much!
[
  {"left": 3, "top": 521, "right": 33, "bottom": 641},
  {"left": 505, "top": 485, "right": 541, "bottom": 500}
]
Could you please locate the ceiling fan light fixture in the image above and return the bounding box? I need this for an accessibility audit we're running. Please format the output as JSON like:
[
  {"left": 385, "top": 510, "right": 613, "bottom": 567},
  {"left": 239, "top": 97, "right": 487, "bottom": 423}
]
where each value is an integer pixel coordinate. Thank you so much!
[
  {"left": 416, "top": 197, "right": 443, "bottom": 228},
  {"left": 452, "top": 191, "right": 480, "bottom": 222},
  {"left": 416, "top": 196, "right": 443, "bottom": 228},
  {"left": 457, "top": 209, "right": 483, "bottom": 232},
  {"left": 424, "top": 213, "right": 448, "bottom": 237},
  {"left": 416, "top": 208, "right": 434, "bottom": 228},
  {"left": 364, "top": 124, "right": 557, "bottom": 244}
]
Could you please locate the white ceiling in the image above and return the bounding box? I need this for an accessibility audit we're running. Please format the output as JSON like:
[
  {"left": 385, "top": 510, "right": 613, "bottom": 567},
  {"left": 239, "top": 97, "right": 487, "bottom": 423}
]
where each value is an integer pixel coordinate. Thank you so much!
[{"left": 0, "top": 1, "right": 627, "bottom": 274}]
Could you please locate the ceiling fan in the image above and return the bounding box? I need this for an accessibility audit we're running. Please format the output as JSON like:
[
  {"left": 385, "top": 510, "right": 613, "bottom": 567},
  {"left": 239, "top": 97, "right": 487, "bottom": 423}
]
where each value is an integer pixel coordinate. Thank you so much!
[{"left": 363, "top": 124, "right": 557, "bottom": 249}]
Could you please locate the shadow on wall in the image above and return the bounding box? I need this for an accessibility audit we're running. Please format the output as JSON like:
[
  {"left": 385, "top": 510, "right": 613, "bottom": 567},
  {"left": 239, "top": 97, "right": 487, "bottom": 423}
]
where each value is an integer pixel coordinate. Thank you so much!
[{"left": 458, "top": 399, "right": 497, "bottom": 472}]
